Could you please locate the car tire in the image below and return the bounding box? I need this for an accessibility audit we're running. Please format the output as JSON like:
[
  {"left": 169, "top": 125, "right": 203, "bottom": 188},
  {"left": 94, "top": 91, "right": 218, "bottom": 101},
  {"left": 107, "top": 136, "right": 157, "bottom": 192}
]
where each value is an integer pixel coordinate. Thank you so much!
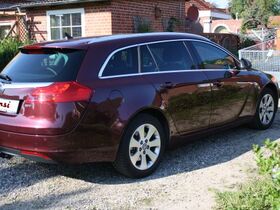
[
  {"left": 250, "top": 88, "right": 278, "bottom": 130},
  {"left": 113, "top": 113, "right": 166, "bottom": 178}
]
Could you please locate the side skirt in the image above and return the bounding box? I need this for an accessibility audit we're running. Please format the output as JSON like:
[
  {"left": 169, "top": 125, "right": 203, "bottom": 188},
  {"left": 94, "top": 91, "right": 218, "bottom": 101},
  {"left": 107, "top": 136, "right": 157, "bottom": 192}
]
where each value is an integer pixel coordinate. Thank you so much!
[{"left": 168, "top": 116, "right": 253, "bottom": 149}]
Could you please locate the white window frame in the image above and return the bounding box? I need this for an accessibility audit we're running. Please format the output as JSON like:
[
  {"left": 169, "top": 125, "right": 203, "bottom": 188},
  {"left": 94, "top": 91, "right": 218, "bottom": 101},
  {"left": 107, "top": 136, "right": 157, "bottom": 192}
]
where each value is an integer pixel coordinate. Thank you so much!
[
  {"left": 46, "top": 8, "right": 85, "bottom": 41},
  {"left": 0, "top": 22, "right": 13, "bottom": 33},
  {"left": 0, "top": 22, "right": 13, "bottom": 27},
  {"left": 199, "top": 10, "right": 232, "bottom": 20}
]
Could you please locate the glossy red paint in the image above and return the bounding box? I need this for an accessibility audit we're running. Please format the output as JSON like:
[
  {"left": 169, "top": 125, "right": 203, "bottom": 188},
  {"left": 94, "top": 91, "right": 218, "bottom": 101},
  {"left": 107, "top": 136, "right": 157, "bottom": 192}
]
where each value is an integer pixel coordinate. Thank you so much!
[
  {"left": 0, "top": 33, "right": 279, "bottom": 164},
  {"left": 0, "top": 84, "right": 88, "bottom": 135},
  {"left": 20, "top": 150, "right": 51, "bottom": 161}
]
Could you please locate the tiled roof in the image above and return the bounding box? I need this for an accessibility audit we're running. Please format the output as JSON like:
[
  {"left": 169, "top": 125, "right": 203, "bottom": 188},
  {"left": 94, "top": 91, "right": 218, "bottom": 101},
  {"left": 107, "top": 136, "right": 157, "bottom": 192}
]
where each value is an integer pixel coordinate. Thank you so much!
[
  {"left": 269, "top": 16, "right": 280, "bottom": 27},
  {"left": 0, "top": 0, "right": 108, "bottom": 10},
  {"left": 22, "top": 0, "right": 108, "bottom": 8},
  {"left": 0, "top": 3, "right": 19, "bottom": 10},
  {"left": 188, "top": 0, "right": 229, "bottom": 14}
]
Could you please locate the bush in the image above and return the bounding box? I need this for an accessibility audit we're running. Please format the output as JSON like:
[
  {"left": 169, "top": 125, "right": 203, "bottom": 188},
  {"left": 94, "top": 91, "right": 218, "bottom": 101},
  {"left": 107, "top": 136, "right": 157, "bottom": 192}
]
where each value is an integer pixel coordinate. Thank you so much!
[
  {"left": 0, "top": 38, "right": 25, "bottom": 71},
  {"left": 239, "top": 35, "right": 256, "bottom": 49},
  {"left": 216, "top": 140, "right": 280, "bottom": 210},
  {"left": 253, "top": 139, "right": 280, "bottom": 185},
  {"left": 133, "top": 16, "right": 152, "bottom": 33},
  {"left": 166, "top": 17, "right": 181, "bottom": 32}
]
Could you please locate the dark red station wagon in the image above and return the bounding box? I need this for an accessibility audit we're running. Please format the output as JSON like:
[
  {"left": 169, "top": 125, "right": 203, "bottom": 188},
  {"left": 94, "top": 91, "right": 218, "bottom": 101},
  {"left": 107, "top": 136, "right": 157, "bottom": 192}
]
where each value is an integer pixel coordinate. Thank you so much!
[{"left": 0, "top": 33, "right": 279, "bottom": 178}]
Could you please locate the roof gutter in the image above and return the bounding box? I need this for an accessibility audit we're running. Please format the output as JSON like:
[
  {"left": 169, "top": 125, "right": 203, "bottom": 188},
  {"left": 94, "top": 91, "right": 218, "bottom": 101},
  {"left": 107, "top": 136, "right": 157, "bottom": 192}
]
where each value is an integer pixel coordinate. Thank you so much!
[
  {"left": 20, "top": 0, "right": 109, "bottom": 9},
  {"left": 0, "top": 5, "right": 20, "bottom": 12}
]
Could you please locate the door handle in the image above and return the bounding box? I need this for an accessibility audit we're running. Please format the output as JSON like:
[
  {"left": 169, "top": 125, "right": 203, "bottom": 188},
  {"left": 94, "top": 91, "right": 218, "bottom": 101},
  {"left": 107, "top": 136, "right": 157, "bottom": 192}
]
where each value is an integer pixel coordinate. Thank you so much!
[
  {"left": 224, "top": 70, "right": 239, "bottom": 78},
  {"left": 161, "top": 82, "right": 174, "bottom": 89}
]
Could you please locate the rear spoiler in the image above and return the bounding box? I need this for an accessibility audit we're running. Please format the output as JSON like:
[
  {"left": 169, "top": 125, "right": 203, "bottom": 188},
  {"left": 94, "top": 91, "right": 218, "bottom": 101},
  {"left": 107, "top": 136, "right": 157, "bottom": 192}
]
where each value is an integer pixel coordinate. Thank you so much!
[{"left": 19, "top": 45, "right": 86, "bottom": 54}]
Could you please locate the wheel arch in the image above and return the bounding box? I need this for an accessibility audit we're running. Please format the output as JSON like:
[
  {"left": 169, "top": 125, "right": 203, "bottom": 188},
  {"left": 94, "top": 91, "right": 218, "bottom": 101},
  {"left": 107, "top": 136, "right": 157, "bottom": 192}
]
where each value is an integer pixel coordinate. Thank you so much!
[
  {"left": 254, "top": 82, "right": 279, "bottom": 114},
  {"left": 263, "top": 82, "right": 279, "bottom": 106},
  {"left": 116, "top": 107, "right": 171, "bottom": 155},
  {"left": 135, "top": 108, "right": 171, "bottom": 140},
  {"left": 249, "top": 82, "right": 279, "bottom": 129}
]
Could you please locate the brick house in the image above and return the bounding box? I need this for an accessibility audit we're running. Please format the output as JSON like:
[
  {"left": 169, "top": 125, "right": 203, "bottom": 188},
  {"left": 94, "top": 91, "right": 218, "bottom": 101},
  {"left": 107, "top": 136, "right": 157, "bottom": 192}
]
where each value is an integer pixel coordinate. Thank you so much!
[
  {"left": 0, "top": 0, "right": 186, "bottom": 42},
  {"left": 211, "top": 19, "right": 242, "bottom": 34}
]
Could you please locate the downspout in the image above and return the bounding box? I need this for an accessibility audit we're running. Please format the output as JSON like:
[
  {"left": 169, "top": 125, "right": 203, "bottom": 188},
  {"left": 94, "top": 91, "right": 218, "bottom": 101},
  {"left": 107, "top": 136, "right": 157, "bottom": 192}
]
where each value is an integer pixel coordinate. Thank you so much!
[{"left": 16, "top": 6, "right": 21, "bottom": 14}]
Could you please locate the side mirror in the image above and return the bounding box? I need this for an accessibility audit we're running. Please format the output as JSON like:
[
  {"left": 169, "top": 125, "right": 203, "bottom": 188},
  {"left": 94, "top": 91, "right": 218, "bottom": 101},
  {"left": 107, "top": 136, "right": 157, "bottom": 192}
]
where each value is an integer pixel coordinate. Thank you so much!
[{"left": 240, "top": 58, "right": 252, "bottom": 70}]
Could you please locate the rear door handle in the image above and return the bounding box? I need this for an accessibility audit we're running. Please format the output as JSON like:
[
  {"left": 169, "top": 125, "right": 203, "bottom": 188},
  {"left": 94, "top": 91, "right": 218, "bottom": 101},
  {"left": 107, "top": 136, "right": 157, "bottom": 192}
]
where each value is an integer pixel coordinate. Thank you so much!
[{"left": 213, "top": 81, "right": 223, "bottom": 88}]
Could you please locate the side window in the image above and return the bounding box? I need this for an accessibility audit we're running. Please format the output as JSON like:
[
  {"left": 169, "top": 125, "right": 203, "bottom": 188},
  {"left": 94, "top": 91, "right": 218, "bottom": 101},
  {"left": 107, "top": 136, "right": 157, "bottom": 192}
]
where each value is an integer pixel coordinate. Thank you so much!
[
  {"left": 148, "top": 41, "right": 195, "bottom": 72},
  {"left": 102, "top": 47, "right": 138, "bottom": 77},
  {"left": 191, "top": 41, "right": 237, "bottom": 70},
  {"left": 140, "top": 45, "right": 157, "bottom": 73}
]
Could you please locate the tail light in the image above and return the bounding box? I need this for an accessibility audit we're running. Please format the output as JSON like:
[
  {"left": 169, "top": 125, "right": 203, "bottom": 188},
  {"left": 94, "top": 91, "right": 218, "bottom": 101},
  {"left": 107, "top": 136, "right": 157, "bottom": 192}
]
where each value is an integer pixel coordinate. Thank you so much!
[{"left": 25, "top": 82, "right": 92, "bottom": 103}]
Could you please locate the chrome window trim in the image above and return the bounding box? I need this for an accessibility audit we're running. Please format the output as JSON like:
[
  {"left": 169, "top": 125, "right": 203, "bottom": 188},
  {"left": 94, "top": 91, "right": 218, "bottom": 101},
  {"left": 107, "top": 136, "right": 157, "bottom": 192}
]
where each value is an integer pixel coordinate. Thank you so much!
[
  {"left": 137, "top": 46, "right": 141, "bottom": 73},
  {"left": 98, "top": 38, "right": 241, "bottom": 79},
  {"left": 100, "top": 69, "right": 246, "bottom": 79}
]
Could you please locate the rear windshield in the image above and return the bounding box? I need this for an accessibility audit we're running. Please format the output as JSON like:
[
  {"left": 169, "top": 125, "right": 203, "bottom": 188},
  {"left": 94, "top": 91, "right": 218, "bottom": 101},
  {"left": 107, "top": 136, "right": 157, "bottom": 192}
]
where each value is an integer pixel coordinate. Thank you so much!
[{"left": 1, "top": 49, "right": 86, "bottom": 82}]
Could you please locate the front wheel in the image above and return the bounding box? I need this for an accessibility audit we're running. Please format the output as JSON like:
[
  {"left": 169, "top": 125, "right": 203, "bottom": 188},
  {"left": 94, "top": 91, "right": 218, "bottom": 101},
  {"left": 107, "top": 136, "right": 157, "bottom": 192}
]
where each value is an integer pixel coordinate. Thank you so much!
[
  {"left": 113, "top": 114, "right": 166, "bottom": 178},
  {"left": 251, "top": 88, "right": 277, "bottom": 130}
]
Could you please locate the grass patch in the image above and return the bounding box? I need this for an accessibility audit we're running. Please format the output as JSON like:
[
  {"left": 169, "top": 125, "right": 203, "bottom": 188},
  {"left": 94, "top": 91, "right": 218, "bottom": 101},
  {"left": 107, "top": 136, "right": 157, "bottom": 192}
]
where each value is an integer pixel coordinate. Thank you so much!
[
  {"left": 215, "top": 139, "right": 280, "bottom": 210},
  {"left": 139, "top": 197, "right": 153, "bottom": 206},
  {"left": 216, "top": 177, "right": 280, "bottom": 210}
]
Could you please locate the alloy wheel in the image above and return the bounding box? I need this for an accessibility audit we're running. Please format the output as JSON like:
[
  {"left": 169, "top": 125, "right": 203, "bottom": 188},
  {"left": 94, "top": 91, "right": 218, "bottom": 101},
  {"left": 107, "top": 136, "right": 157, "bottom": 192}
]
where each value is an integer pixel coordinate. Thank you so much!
[
  {"left": 129, "top": 124, "right": 161, "bottom": 170},
  {"left": 259, "top": 94, "right": 275, "bottom": 125}
]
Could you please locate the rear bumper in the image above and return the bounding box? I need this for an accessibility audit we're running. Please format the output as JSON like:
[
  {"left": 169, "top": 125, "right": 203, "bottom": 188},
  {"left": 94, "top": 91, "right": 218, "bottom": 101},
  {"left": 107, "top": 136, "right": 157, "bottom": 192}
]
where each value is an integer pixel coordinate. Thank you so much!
[
  {"left": 0, "top": 128, "right": 119, "bottom": 164},
  {"left": 0, "top": 146, "right": 55, "bottom": 163}
]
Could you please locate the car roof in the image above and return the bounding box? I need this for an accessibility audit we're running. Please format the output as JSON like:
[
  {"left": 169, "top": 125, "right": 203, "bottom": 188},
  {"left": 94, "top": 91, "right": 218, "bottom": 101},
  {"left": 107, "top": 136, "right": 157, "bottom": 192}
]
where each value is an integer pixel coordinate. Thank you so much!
[{"left": 23, "top": 32, "right": 210, "bottom": 50}]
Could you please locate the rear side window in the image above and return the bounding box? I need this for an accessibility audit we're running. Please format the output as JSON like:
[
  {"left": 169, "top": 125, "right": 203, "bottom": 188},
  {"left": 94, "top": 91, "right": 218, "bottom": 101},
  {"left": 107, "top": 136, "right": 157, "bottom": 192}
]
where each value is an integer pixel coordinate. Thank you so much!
[
  {"left": 102, "top": 47, "right": 138, "bottom": 77},
  {"left": 2, "top": 49, "right": 85, "bottom": 82},
  {"left": 148, "top": 41, "right": 195, "bottom": 71},
  {"left": 191, "top": 41, "right": 237, "bottom": 70}
]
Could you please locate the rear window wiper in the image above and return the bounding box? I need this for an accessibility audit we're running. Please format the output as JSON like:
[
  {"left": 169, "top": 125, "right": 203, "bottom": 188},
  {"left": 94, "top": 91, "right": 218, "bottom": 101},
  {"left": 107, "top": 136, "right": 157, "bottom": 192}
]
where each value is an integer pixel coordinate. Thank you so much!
[{"left": 0, "top": 74, "right": 12, "bottom": 82}]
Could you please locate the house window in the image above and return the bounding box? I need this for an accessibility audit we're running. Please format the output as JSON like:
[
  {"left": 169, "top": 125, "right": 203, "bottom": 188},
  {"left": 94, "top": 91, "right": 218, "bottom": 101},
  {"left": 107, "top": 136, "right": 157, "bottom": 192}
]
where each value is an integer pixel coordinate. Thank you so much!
[
  {"left": 47, "top": 8, "right": 85, "bottom": 40},
  {"left": 0, "top": 23, "right": 12, "bottom": 39}
]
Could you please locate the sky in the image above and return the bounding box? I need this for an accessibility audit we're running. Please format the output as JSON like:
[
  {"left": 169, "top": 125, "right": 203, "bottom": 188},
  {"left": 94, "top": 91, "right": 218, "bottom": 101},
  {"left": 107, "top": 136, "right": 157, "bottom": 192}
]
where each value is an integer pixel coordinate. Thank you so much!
[{"left": 206, "top": 0, "right": 229, "bottom": 8}]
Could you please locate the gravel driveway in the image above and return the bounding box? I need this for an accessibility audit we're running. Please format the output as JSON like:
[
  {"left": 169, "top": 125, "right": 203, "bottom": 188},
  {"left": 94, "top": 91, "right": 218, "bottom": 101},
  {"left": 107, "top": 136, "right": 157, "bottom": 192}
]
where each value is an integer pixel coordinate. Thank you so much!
[{"left": 1, "top": 105, "right": 280, "bottom": 210}]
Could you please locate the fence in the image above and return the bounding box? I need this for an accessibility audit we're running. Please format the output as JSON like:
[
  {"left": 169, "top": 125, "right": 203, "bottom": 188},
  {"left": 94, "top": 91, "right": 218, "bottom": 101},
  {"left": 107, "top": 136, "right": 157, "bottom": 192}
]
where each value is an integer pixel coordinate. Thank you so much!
[
  {"left": 239, "top": 38, "right": 280, "bottom": 72},
  {"left": 4, "top": 14, "right": 46, "bottom": 42},
  {"left": 239, "top": 38, "right": 280, "bottom": 82},
  {"left": 4, "top": 14, "right": 29, "bottom": 41}
]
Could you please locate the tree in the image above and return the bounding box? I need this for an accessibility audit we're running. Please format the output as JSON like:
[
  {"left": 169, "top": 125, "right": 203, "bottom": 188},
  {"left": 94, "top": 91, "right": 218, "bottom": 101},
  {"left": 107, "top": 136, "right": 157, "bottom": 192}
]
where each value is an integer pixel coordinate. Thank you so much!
[
  {"left": 229, "top": 0, "right": 280, "bottom": 29},
  {"left": 229, "top": 0, "right": 247, "bottom": 19}
]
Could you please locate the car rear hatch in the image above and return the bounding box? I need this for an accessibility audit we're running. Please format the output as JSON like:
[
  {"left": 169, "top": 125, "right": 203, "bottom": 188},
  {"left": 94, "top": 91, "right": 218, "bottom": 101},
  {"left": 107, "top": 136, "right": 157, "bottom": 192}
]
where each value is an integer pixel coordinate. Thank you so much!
[{"left": 0, "top": 47, "right": 92, "bottom": 135}]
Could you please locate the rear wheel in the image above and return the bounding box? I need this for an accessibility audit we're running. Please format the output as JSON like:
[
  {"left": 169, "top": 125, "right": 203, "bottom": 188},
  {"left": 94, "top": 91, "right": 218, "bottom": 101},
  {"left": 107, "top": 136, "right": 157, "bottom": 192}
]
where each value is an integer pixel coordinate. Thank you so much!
[
  {"left": 113, "top": 114, "right": 166, "bottom": 178},
  {"left": 251, "top": 88, "right": 277, "bottom": 130}
]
